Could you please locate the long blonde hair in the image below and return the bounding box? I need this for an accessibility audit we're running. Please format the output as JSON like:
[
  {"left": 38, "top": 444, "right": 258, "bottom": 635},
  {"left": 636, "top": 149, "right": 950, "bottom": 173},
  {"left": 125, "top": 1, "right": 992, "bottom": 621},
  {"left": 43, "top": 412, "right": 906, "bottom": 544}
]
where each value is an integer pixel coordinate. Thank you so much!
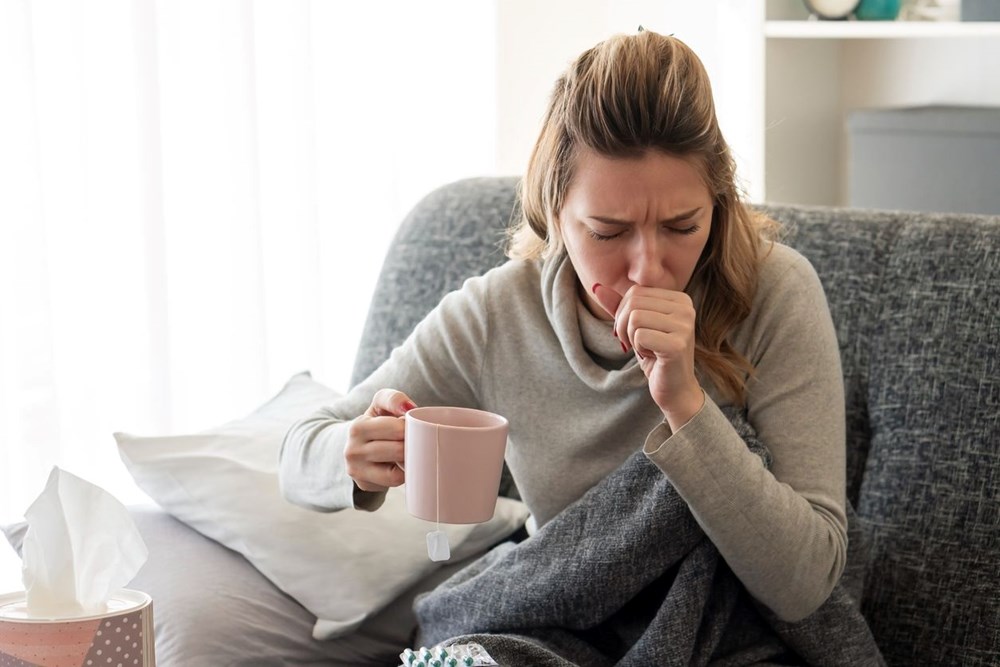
[{"left": 508, "top": 30, "right": 777, "bottom": 406}]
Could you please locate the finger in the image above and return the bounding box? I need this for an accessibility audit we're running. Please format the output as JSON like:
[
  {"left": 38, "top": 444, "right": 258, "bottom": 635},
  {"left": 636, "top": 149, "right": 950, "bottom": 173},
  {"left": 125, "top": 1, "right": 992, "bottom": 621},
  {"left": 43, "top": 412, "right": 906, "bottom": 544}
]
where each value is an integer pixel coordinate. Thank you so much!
[
  {"left": 632, "top": 325, "right": 692, "bottom": 361},
  {"left": 624, "top": 309, "right": 666, "bottom": 351},
  {"left": 622, "top": 302, "right": 694, "bottom": 336},
  {"left": 349, "top": 414, "right": 406, "bottom": 442},
  {"left": 633, "top": 330, "right": 684, "bottom": 366},
  {"left": 346, "top": 439, "right": 405, "bottom": 488},
  {"left": 590, "top": 283, "right": 624, "bottom": 320},
  {"left": 354, "top": 463, "right": 405, "bottom": 491},
  {"left": 368, "top": 388, "right": 418, "bottom": 417},
  {"left": 621, "top": 291, "right": 695, "bottom": 346},
  {"left": 622, "top": 285, "right": 693, "bottom": 304},
  {"left": 626, "top": 308, "right": 693, "bottom": 343},
  {"left": 617, "top": 289, "right": 692, "bottom": 323},
  {"left": 357, "top": 438, "right": 406, "bottom": 465},
  {"left": 592, "top": 283, "right": 629, "bottom": 351}
]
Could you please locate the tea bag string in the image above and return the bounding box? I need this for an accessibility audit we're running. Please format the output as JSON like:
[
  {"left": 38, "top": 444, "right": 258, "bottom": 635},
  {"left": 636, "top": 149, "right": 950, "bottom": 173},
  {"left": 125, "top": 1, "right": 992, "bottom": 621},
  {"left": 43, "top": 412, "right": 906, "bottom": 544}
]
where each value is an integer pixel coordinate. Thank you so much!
[
  {"left": 425, "top": 422, "right": 450, "bottom": 562},
  {"left": 435, "top": 423, "right": 441, "bottom": 533}
]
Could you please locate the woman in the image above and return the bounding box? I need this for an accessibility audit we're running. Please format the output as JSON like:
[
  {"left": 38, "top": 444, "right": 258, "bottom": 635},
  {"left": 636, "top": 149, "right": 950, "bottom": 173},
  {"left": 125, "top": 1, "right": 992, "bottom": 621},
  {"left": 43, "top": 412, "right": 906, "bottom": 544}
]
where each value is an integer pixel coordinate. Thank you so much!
[{"left": 280, "top": 28, "right": 847, "bottom": 647}]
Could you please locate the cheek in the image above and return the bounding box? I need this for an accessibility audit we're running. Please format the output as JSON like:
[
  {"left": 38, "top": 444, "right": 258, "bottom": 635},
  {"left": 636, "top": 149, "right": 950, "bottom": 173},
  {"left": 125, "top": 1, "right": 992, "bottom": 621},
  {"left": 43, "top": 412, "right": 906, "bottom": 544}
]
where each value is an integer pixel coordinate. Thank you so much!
[{"left": 567, "top": 240, "right": 619, "bottom": 283}]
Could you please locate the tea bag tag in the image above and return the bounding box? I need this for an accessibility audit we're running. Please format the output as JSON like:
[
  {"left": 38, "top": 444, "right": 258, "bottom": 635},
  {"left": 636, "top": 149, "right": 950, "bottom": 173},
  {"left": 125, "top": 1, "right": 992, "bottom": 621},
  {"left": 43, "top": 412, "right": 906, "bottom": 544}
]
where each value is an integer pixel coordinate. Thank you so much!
[
  {"left": 425, "top": 423, "right": 451, "bottom": 562},
  {"left": 427, "top": 530, "right": 450, "bottom": 562}
]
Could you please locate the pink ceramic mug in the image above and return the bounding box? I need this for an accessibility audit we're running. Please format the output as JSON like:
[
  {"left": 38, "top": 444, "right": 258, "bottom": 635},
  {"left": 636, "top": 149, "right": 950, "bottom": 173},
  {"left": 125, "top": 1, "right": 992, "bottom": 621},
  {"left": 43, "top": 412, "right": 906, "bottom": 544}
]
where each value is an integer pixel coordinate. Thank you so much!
[{"left": 404, "top": 406, "right": 509, "bottom": 524}]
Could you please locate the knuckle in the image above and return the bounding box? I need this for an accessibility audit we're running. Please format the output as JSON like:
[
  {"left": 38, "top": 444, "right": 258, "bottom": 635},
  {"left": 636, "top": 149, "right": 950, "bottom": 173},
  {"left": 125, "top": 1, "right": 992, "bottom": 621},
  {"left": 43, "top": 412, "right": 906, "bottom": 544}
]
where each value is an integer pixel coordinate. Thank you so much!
[
  {"left": 347, "top": 418, "right": 366, "bottom": 441},
  {"left": 344, "top": 443, "right": 363, "bottom": 466},
  {"left": 344, "top": 458, "right": 361, "bottom": 478}
]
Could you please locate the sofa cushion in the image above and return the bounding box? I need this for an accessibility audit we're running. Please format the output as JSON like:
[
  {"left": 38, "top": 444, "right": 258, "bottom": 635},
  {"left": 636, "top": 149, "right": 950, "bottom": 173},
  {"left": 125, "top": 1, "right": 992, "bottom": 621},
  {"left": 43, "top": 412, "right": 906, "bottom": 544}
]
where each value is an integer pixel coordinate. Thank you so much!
[
  {"left": 115, "top": 372, "right": 528, "bottom": 640},
  {"left": 860, "top": 215, "right": 1000, "bottom": 665}
]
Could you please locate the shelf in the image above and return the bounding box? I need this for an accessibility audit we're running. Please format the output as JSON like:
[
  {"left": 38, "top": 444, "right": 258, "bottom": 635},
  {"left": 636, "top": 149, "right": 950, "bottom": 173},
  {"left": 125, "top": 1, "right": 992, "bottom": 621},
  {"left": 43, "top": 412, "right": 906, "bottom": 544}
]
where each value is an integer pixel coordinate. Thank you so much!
[{"left": 765, "top": 19, "right": 1000, "bottom": 39}]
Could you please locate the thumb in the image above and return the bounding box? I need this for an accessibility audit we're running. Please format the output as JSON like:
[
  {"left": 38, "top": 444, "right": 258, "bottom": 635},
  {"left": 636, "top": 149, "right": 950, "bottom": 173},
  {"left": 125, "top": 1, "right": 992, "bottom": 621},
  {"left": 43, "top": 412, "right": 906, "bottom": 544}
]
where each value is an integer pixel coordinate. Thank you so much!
[
  {"left": 591, "top": 283, "right": 624, "bottom": 319},
  {"left": 369, "top": 388, "right": 418, "bottom": 418}
]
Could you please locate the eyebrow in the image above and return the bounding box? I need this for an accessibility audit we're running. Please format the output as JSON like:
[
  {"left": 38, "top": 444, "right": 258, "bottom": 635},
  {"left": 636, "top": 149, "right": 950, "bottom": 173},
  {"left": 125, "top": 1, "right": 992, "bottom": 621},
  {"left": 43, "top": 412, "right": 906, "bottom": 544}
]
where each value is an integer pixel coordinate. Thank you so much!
[{"left": 589, "top": 208, "right": 702, "bottom": 226}]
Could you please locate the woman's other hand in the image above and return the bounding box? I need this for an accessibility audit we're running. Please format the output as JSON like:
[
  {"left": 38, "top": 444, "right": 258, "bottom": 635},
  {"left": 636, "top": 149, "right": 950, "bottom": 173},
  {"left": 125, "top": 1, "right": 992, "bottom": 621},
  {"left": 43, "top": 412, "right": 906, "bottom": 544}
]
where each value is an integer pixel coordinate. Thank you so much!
[
  {"left": 344, "top": 388, "right": 416, "bottom": 492},
  {"left": 593, "top": 283, "right": 704, "bottom": 429}
]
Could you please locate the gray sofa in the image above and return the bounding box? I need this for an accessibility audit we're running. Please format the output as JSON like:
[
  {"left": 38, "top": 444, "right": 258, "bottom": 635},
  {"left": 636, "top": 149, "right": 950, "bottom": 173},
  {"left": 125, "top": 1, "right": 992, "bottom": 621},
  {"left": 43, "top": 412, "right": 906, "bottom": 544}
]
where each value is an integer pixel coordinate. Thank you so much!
[
  {"left": 6, "top": 177, "right": 999, "bottom": 665},
  {"left": 353, "top": 177, "right": 1000, "bottom": 665}
]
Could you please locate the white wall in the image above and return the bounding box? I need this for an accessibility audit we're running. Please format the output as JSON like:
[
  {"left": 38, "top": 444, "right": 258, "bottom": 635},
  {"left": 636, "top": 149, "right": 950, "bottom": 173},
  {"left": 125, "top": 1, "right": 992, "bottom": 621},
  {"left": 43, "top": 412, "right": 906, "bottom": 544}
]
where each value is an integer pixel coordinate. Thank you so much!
[
  {"left": 494, "top": 1, "right": 765, "bottom": 200},
  {"left": 495, "top": 0, "right": 610, "bottom": 176}
]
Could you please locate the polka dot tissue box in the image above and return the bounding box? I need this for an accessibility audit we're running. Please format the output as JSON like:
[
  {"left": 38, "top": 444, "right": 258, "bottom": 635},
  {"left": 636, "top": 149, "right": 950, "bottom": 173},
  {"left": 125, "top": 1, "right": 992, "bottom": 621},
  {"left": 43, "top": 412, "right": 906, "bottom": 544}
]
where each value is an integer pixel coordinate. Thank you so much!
[
  {"left": 0, "top": 589, "right": 154, "bottom": 667},
  {"left": 0, "top": 468, "right": 153, "bottom": 666}
]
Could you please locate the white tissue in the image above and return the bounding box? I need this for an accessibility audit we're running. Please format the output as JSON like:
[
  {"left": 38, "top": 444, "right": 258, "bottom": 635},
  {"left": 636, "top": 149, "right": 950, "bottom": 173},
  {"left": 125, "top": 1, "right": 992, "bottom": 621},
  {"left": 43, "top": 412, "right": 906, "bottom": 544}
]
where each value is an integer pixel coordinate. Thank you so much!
[{"left": 20, "top": 467, "right": 148, "bottom": 618}]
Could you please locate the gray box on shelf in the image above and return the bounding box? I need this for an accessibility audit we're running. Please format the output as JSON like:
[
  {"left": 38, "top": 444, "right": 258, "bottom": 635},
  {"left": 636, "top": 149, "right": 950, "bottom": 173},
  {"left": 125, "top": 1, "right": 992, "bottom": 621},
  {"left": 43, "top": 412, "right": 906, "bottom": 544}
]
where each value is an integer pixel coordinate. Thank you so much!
[
  {"left": 848, "top": 106, "right": 1000, "bottom": 215},
  {"left": 962, "top": 0, "right": 1000, "bottom": 20}
]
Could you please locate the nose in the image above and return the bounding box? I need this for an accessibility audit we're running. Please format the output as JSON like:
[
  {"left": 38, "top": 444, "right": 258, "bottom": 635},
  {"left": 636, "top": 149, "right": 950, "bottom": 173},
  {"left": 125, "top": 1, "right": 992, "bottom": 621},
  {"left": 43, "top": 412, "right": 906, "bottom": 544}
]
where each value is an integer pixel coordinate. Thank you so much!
[{"left": 627, "top": 233, "right": 666, "bottom": 287}]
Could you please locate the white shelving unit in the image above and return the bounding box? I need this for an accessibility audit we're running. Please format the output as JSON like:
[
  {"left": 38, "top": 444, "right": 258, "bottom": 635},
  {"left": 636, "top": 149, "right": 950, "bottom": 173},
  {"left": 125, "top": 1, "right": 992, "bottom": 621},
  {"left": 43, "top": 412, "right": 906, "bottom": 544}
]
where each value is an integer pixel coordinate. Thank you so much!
[
  {"left": 712, "top": 0, "right": 1000, "bottom": 207},
  {"left": 498, "top": 1, "right": 1000, "bottom": 208},
  {"left": 765, "top": 19, "right": 1000, "bottom": 39}
]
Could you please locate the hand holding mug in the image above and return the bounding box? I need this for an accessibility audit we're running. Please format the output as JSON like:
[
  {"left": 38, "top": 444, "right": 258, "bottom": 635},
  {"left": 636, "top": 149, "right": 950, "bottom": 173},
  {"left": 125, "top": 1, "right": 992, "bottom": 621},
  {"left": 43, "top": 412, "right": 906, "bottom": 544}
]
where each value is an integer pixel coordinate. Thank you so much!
[{"left": 344, "top": 388, "right": 416, "bottom": 493}]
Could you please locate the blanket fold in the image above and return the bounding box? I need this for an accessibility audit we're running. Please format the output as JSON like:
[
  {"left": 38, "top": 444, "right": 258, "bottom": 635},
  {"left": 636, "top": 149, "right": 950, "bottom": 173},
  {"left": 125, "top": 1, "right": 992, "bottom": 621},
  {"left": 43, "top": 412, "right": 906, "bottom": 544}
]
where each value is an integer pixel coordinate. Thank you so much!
[{"left": 415, "top": 408, "right": 884, "bottom": 666}]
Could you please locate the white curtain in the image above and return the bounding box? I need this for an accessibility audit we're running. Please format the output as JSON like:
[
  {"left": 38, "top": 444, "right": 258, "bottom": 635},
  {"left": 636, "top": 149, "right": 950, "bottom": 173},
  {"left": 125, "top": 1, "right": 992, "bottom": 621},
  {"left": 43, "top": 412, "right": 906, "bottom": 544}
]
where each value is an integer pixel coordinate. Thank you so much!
[{"left": 0, "top": 0, "right": 498, "bottom": 522}]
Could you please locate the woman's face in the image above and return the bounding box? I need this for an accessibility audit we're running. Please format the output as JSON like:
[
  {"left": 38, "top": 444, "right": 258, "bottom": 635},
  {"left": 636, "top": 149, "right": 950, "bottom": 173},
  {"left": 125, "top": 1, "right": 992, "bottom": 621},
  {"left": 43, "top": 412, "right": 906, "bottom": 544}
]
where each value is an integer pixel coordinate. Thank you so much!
[{"left": 559, "top": 148, "right": 714, "bottom": 320}]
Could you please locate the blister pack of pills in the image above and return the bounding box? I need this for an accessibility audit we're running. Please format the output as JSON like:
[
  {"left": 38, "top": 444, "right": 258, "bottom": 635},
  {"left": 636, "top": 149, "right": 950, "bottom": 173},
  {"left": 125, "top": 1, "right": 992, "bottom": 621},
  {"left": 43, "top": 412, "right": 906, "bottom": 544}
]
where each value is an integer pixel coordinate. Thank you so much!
[{"left": 398, "top": 642, "right": 498, "bottom": 667}]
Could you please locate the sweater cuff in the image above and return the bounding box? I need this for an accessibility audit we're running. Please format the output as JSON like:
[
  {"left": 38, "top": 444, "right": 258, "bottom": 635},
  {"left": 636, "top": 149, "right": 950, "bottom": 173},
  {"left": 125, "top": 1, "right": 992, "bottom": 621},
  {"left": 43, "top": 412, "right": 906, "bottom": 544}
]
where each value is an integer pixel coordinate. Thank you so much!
[
  {"left": 642, "top": 395, "right": 755, "bottom": 499},
  {"left": 352, "top": 485, "right": 388, "bottom": 512},
  {"left": 641, "top": 389, "right": 709, "bottom": 459}
]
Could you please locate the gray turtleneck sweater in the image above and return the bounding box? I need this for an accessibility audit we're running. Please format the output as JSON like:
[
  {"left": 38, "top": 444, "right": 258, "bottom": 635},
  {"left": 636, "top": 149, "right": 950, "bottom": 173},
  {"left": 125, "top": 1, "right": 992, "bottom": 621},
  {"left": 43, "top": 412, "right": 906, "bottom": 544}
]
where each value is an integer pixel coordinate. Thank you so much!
[{"left": 279, "top": 243, "right": 847, "bottom": 623}]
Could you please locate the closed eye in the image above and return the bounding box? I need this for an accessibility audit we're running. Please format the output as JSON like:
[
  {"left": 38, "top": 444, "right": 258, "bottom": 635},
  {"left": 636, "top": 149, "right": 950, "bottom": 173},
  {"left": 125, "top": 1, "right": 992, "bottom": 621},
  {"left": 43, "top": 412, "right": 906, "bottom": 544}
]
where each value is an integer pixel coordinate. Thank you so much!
[{"left": 586, "top": 228, "right": 624, "bottom": 241}]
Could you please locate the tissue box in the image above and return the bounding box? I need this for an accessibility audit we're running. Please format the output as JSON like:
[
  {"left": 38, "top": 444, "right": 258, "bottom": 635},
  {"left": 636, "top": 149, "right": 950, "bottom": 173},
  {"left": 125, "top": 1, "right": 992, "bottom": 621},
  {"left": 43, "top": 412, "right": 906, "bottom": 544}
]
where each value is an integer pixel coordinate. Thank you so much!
[{"left": 0, "top": 589, "right": 154, "bottom": 667}]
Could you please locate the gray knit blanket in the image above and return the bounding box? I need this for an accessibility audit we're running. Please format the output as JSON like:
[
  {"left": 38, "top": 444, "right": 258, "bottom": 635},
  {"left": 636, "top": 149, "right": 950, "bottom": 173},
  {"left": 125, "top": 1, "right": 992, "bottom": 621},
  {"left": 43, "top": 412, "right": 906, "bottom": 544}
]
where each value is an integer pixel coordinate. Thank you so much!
[{"left": 415, "top": 409, "right": 885, "bottom": 666}]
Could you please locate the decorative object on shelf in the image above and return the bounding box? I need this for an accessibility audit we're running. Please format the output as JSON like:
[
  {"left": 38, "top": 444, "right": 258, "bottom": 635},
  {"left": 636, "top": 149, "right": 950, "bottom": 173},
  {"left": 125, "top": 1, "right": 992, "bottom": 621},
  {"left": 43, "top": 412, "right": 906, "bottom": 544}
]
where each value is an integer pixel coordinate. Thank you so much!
[
  {"left": 900, "top": 0, "right": 961, "bottom": 20},
  {"left": 803, "top": 0, "right": 862, "bottom": 19},
  {"left": 856, "top": 0, "right": 902, "bottom": 19}
]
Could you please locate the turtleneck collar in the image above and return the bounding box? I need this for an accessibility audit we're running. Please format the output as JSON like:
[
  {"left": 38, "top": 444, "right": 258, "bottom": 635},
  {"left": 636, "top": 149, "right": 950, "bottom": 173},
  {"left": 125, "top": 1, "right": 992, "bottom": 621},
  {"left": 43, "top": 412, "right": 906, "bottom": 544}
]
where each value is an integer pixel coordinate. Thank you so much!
[{"left": 540, "top": 252, "right": 649, "bottom": 392}]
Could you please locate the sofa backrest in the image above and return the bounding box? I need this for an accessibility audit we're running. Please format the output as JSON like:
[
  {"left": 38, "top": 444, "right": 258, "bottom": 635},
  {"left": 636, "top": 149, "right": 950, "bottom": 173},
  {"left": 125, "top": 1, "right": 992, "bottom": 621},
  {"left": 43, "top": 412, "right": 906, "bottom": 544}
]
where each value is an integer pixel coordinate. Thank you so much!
[
  {"left": 351, "top": 177, "right": 517, "bottom": 386},
  {"left": 768, "top": 204, "right": 1000, "bottom": 666},
  {"left": 353, "top": 177, "right": 1000, "bottom": 666}
]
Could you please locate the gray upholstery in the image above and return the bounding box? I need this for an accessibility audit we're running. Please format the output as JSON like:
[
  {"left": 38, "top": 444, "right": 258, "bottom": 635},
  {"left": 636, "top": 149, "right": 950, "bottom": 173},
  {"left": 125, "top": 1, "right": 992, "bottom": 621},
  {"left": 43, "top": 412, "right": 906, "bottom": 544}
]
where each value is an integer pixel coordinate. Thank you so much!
[
  {"left": 350, "top": 177, "right": 518, "bottom": 386},
  {"left": 764, "top": 206, "right": 1000, "bottom": 665},
  {"left": 355, "top": 177, "right": 1000, "bottom": 666}
]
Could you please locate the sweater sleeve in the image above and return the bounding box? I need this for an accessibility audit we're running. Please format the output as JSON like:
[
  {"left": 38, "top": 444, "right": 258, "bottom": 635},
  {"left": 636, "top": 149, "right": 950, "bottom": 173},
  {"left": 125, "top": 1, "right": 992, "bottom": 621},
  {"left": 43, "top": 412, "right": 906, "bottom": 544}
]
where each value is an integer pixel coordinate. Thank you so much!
[
  {"left": 278, "top": 272, "right": 493, "bottom": 513},
  {"left": 643, "top": 248, "right": 847, "bottom": 622}
]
